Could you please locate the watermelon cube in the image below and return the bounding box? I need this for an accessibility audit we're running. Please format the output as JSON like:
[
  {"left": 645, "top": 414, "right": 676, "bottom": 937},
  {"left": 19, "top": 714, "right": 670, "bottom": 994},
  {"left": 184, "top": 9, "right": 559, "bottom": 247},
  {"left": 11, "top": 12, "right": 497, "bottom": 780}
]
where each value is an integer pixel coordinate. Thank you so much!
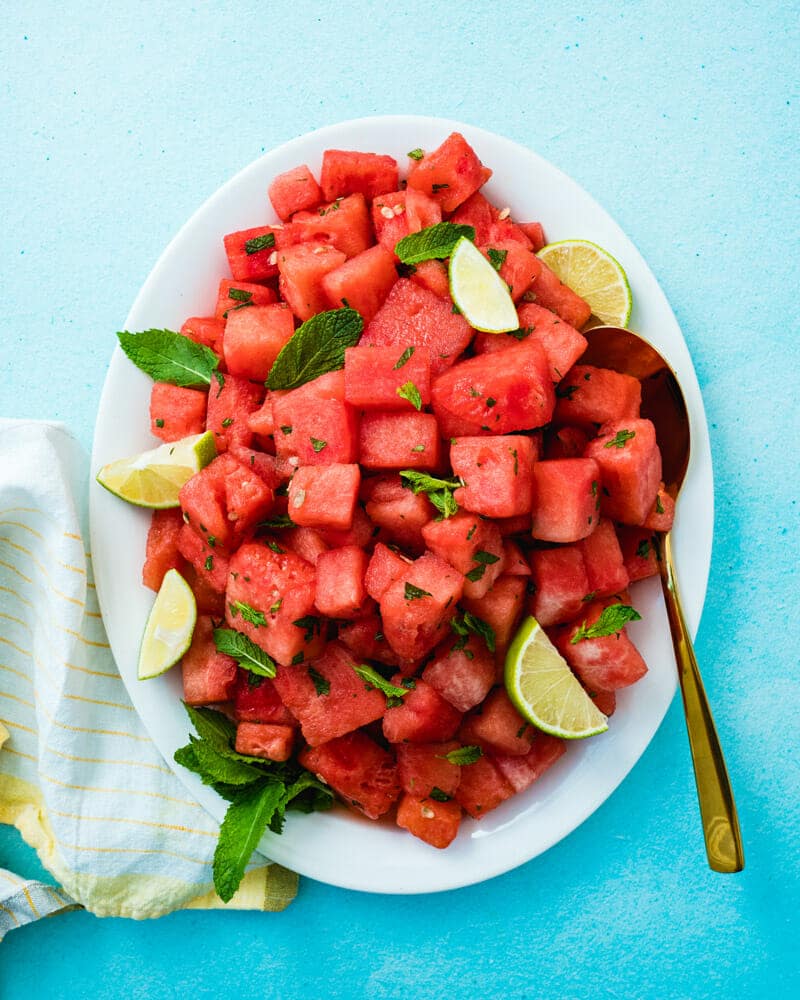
[
  {"left": 235, "top": 722, "right": 295, "bottom": 762},
  {"left": 288, "top": 464, "right": 360, "bottom": 531},
  {"left": 205, "top": 373, "right": 264, "bottom": 453},
  {"left": 320, "top": 149, "right": 399, "bottom": 202},
  {"left": 181, "top": 564, "right": 226, "bottom": 617},
  {"left": 363, "top": 475, "right": 432, "bottom": 552},
  {"left": 338, "top": 612, "right": 402, "bottom": 667},
  {"left": 396, "top": 794, "right": 462, "bottom": 849},
  {"left": 149, "top": 383, "right": 206, "bottom": 443},
  {"left": 461, "top": 575, "right": 527, "bottom": 664},
  {"left": 179, "top": 454, "right": 238, "bottom": 552},
  {"left": 273, "top": 641, "right": 385, "bottom": 746},
  {"left": 516, "top": 222, "right": 546, "bottom": 253},
  {"left": 272, "top": 390, "right": 358, "bottom": 467},
  {"left": 554, "top": 600, "right": 648, "bottom": 692},
  {"left": 422, "top": 637, "right": 495, "bottom": 712},
  {"left": 360, "top": 279, "right": 474, "bottom": 378},
  {"left": 432, "top": 340, "right": 555, "bottom": 434},
  {"left": 643, "top": 482, "right": 676, "bottom": 532},
  {"left": 282, "top": 526, "right": 329, "bottom": 566},
  {"left": 181, "top": 316, "right": 225, "bottom": 355},
  {"left": 177, "top": 523, "right": 230, "bottom": 593},
  {"left": 233, "top": 671, "right": 296, "bottom": 725},
  {"left": 531, "top": 260, "right": 592, "bottom": 329},
  {"left": 223, "top": 226, "right": 283, "bottom": 282},
  {"left": 382, "top": 677, "right": 462, "bottom": 744},
  {"left": 554, "top": 365, "right": 642, "bottom": 428},
  {"left": 315, "top": 504, "right": 375, "bottom": 549},
  {"left": 379, "top": 552, "right": 465, "bottom": 660},
  {"left": 459, "top": 687, "right": 536, "bottom": 756},
  {"left": 287, "top": 193, "right": 373, "bottom": 259},
  {"left": 479, "top": 238, "right": 541, "bottom": 301},
  {"left": 577, "top": 518, "right": 630, "bottom": 597},
  {"left": 321, "top": 243, "right": 397, "bottom": 321},
  {"left": 181, "top": 615, "right": 237, "bottom": 705},
  {"left": 314, "top": 545, "right": 369, "bottom": 619},
  {"left": 529, "top": 546, "right": 590, "bottom": 627},
  {"left": 371, "top": 190, "right": 410, "bottom": 253},
  {"left": 450, "top": 435, "right": 535, "bottom": 519},
  {"left": 516, "top": 302, "right": 588, "bottom": 381},
  {"left": 359, "top": 412, "right": 441, "bottom": 470},
  {"left": 406, "top": 132, "right": 489, "bottom": 212},
  {"left": 344, "top": 344, "right": 432, "bottom": 410},
  {"left": 364, "top": 542, "right": 411, "bottom": 601},
  {"left": 502, "top": 541, "right": 531, "bottom": 576},
  {"left": 277, "top": 241, "right": 347, "bottom": 321},
  {"left": 268, "top": 164, "right": 323, "bottom": 221},
  {"left": 215, "top": 279, "right": 278, "bottom": 320},
  {"left": 410, "top": 259, "right": 450, "bottom": 298},
  {"left": 421, "top": 510, "right": 504, "bottom": 600},
  {"left": 543, "top": 425, "right": 590, "bottom": 460},
  {"left": 492, "top": 732, "right": 566, "bottom": 792},
  {"left": 584, "top": 418, "right": 662, "bottom": 525},
  {"left": 298, "top": 730, "right": 400, "bottom": 820},
  {"left": 616, "top": 525, "right": 660, "bottom": 582},
  {"left": 224, "top": 462, "right": 274, "bottom": 538},
  {"left": 246, "top": 394, "right": 277, "bottom": 440},
  {"left": 395, "top": 741, "right": 462, "bottom": 798},
  {"left": 531, "top": 458, "right": 601, "bottom": 543},
  {"left": 454, "top": 755, "right": 514, "bottom": 819},
  {"left": 142, "top": 508, "right": 185, "bottom": 591},
  {"left": 225, "top": 541, "right": 320, "bottom": 666},
  {"left": 495, "top": 514, "right": 534, "bottom": 537},
  {"left": 223, "top": 304, "right": 295, "bottom": 382},
  {"left": 450, "top": 191, "right": 498, "bottom": 244}
]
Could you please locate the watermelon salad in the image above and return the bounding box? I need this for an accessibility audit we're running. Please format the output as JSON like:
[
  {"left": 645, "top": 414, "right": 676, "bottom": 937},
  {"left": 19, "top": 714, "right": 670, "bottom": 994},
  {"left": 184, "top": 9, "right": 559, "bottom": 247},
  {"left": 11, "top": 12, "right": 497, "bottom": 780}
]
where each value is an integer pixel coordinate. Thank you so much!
[{"left": 112, "top": 131, "right": 673, "bottom": 894}]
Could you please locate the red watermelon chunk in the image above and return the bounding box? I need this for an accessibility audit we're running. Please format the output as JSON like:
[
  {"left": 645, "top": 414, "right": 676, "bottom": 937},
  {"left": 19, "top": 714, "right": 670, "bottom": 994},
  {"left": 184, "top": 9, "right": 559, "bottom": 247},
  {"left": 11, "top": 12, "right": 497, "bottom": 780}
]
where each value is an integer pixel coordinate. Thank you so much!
[
  {"left": 277, "top": 241, "right": 348, "bottom": 322},
  {"left": 142, "top": 508, "right": 185, "bottom": 591},
  {"left": 454, "top": 754, "right": 514, "bottom": 819},
  {"left": 235, "top": 722, "right": 295, "bottom": 762},
  {"left": 177, "top": 523, "right": 230, "bottom": 593},
  {"left": 395, "top": 741, "right": 461, "bottom": 798},
  {"left": 396, "top": 794, "right": 462, "bottom": 849},
  {"left": 320, "top": 149, "right": 399, "bottom": 202},
  {"left": 181, "top": 564, "right": 225, "bottom": 617},
  {"left": 382, "top": 677, "right": 462, "bottom": 744},
  {"left": 553, "top": 600, "right": 648, "bottom": 691},
  {"left": 529, "top": 546, "right": 590, "bottom": 627},
  {"left": 616, "top": 525, "right": 660, "bottom": 582},
  {"left": 246, "top": 394, "right": 277, "bottom": 441},
  {"left": 179, "top": 454, "right": 239, "bottom": 552},
  {"left": 181, "top": 615, "right": 237, "bottom": 705},
  {"left": 363, "top": 476, "right": 432, "bottom": 553},
  {"left": 450, "top": 435, "right": 536, "bottom": 519},
  {"left": 359, "top": 411, "right": 441, "bottom": 470},
  {"left": 338, "top": 612, "right": 403, "bottom": 668},
  {"left": 288, "top": 464, "right": 360, "bottom": 531},
  {"left": 459, "top": 687, "right": 536, "bottom": 756},
  {"left": 502, "top": 541, "right": 531, "bottom": 576},
  {"left": 360, "top": 279, "right": 474, "bottom": 378},
  {"left": 554, "top": 365, "right": 642, "bottom": 428},
  {"left": 321, "top": 243, "right": 397, "bottom": 321},
  {"left": 422, "top": 637, "right": 495, "bottom": 713},
  {"left": 268, "top": 164, "right": 323, "bottom": 221},
  {"left": 584, "top": 418, "right": 662, "bottom": 525},
  {"left": 282, "top": 526, "right": 329, "bottom": 566},
  {"left": 495, "top": 514, "right": 534, "bottom": 537},
  {"left": 223, "top": 226, "right": 284, "bottom": 282},
  {"left": 233, "top": 671, "right": 296, "bottom": 725},
  {"left": 643, "top": 482, "right": 675, "bottom": 532},
  {"left": 379, "top": 551, "right": 465, "bottom": 660},
  {"left": 273, "top": 641, "right": 385, "bottom": 746},
  {"left": 450, "top": 191, "right": 498, "bottom": 244},
  {"left": 299, "top": 730, "right": 400, "bottom": 820},
  {"left": 181, "top": 316, "right": 225, "bottom": 355},
  {"left": 372, "top": 189, "right": 442, "bottom": 255},
  {"left": 215, "top": 279, "right": 277, "bottom": 319},
  {"left": 206, "top": 373, "right": 263, "bottom": 453},
  {"left": 493, "top": 732, "right": 566, "bottom": 792},
  {"left": 432, "top": 340, "right": 555, "bottom": 434},
  {"left": 272, "top": 390, "right": 358, "bottom": 467},
  {"left": 479, "top": 239, "right": 541, "bottom": 301},
  {"left": 421, "top": 510, "right": 504, "bottom": 600},
  {"left": 531, "top": 260, "right": 592, "bottom": 329},
  {"left": 543, "top": 425, "right": 590, "bottom": 460},
  {"left": 364, "top": 542, "right": 412, "bottom": 602},
  {"left": 461, "top": 575, "right": 527, "bottom": 666},
  {"left": 149, "top": 383, "right": 207, "bottom": 442},
  {"left": 287, "top": 193, "right": 373, "bottom": 259},
  {"left": 410, "top": 259, "right": 450, "bottom": 298},
  {"left": 315, "top": 504, "right": 375, "bottom": 548},
  {"left": 516, "top": 302, "right": 588, "bottom": 381},
  {"left": 225, "top": 541, "right": 319, "bottom": 666},
  {"left": 516, "top": 222, "right": 546, "bottom": 253},
  {"left": 531, "top": 458, "right": 601, "bottom": 543},
  {"left": 314, "top": 545, "right": 369, "bottom": 619},
  {"left": 224, "top": 462, "right": 274, "bottom": 538},
  {"left": 406, "top": 132, "right": 489, "bottom": 212},
  {"left": 577, "top": 518, "right": 630, "bottom": 597},
  {"left": 344, "top": 345, "right": 432, "bottom": 410},
  {"left": 223, "top": 304, "right": 295, "bottom": 382}
]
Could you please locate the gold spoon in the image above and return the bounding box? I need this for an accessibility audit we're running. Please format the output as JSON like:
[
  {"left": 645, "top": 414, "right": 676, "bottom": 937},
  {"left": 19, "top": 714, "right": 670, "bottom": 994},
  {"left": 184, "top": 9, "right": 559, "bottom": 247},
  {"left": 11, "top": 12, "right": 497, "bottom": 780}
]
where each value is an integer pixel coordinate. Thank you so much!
[{"left": 580, "top": 324, "right": 744, "bottom": 873}]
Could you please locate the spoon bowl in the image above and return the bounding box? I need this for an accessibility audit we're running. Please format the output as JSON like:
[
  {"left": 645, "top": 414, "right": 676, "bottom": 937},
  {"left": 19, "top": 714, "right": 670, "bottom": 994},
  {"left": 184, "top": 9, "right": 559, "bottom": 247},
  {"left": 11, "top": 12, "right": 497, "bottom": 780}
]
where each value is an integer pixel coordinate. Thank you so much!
[{"left": 581, "top": 325, "right": 744, "bottom": 873}]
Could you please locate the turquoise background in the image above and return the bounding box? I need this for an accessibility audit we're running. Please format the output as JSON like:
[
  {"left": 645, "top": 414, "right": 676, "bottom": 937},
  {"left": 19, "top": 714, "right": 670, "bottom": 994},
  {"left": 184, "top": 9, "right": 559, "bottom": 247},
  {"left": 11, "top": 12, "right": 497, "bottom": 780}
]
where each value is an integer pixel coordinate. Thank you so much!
[{"left": 1, "top": 1, "right": 798, "bottom": 996}]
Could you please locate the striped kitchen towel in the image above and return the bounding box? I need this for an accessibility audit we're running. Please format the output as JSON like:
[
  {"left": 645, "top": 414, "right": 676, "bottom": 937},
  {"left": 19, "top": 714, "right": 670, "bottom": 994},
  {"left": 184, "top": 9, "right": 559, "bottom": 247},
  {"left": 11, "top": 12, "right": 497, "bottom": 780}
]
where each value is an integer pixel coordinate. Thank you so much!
[{"left": 0, "top": 420, "right": 297, "bottom": 940}]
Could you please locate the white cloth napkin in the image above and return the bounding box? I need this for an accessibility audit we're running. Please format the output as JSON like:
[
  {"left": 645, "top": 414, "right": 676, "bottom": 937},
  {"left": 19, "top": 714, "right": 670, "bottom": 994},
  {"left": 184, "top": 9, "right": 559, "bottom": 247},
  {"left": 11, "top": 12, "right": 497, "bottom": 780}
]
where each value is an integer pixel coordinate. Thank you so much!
[{"left": 0, "top": 420, "right": 296, "bottom": 939}]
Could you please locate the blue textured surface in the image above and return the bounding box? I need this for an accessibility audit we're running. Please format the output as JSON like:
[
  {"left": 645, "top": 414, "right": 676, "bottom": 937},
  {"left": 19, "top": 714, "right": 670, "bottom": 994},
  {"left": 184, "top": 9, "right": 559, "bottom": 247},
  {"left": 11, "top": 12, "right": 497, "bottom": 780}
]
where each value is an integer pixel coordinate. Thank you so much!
[{"left": 1, "top": 2, "right": 798, "bottom": 996}]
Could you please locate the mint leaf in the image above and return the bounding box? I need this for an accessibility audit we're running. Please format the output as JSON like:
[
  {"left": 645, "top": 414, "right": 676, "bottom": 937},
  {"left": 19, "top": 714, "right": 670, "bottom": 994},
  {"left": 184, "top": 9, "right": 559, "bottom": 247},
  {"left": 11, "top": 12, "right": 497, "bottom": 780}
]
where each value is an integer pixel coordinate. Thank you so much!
[
  {"left": 229, "top": 601, "right": 267, "bottom": 627},
  {"left": 117, "top": 329, "right": 219, "bottom": 387},
  {"left": 266, "top": 308, "right": 363, "bottom": 390},
  {"left": 509, "top": 326, "right": 532, "bottom": 341},
  {"left": 213, "top": 628, "right": 276, "bottom": 678},
  {"left": 396, "top": 380, "right": 422, "bottom": 410},
  {"left": 655, "top": 493, "right": 665, "bottom": 515},
  {"left": 474, "top": 550, "right": 500, "bottom": 564},
  {"left": 190, "top": 737, "right": 264, "bottom": 786},
  {"left": 213, "top": 781, "right": 286, "bottom": 902},
  {"left": 407, "top": 148, "right": 425, "bottom": 160},
  {"left": 570, "top": 603, "right": 642, "bottom": 643},
  {"left": 465, "top": 553, "right": 498, "bottom": 583},
  {"left": 487, "top": 248, "right": 508, "bottom": 271},
  {"left": 450, "top": 612, "right": 496, "bottom": 653},
  {"left": 245, "top": 232, "right": 276, "bottom": 254},
  {"left": 353, "top": 664, "right": 410, "bottom": 706},
  {"left": 307, "top": 666, "right": 330, "bottom": 696},
  {"left": 293, "top": 615, "right": 322, "bottom": 641},
  {"left": 404, "top": 582, "right": 432, "bottom": 601},
  {"left": 393, "top": 346, "right": 415, "bottom": 369},
  {"left": 441, "top": 745, "right": 483, "bottom": 766},
  {"left": 227, "top": 288, "right": 253, "bottom": 303},
  {"left": 259, "top": 515, "right": 294, "bottom": 529},
  {"left": 395, "top": 222, "right": 476, "bottom": 265},
  {"left": 429, "top": 787, "right": 451, "bottom": 802},
  {"left": 310, "top": 437, "right": 327, "bottom": 453},
  {"left": 399, "top": 469, "right": 462, "bottom": 520},
  {"left": 604, "top": 429, "right": 636, "bottom": 449},
  {"left": 183, "top": 703, "right": 237, "bottom": 754}
]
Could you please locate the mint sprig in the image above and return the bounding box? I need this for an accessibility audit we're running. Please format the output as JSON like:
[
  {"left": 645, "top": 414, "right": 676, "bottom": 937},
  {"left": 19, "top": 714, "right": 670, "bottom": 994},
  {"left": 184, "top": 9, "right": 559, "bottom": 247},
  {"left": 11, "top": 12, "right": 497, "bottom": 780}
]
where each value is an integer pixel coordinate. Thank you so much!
[
  {"left": 266, "top": 308, "right": 363, "bottom": 390},
  {"left": 399, "top": 469, "right": 463, "bottom": 520},
  {"left": 117, "top": 329, "right": 219, "bottom": 387},
  {"left": 395, "top": 222, "right": 476, "bottom": 265},
  {"left": 570, "top": 603, "right": 642, "bottom": 643}
]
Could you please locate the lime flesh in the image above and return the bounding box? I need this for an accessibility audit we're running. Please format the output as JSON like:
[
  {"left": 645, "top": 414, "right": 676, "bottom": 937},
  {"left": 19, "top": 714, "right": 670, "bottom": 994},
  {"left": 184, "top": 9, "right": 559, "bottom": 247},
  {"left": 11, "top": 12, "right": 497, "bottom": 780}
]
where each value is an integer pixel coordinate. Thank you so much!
[
  {"left": 448, "top": 236, "right": 519, "bottom": 333},
  {"left": 537, "top": 239, "right": 632, "bottom": 327},
  {"left": 138, "top": 569, "right": 197, "bottom": 680}
]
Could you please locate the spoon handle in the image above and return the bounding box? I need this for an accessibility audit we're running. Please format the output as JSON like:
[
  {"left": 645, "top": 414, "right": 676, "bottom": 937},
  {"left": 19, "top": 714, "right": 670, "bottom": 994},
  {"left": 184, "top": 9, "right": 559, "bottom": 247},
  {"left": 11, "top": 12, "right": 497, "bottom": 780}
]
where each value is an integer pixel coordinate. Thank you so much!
[{"left": 659, "top": 532, "right": 744, "bottom": 872}]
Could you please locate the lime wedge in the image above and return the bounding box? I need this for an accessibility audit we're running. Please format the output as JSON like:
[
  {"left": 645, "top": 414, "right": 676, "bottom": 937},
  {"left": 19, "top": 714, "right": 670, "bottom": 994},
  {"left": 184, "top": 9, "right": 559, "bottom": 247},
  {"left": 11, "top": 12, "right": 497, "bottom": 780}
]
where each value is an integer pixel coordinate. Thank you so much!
[
  {"left": 537, "top": 239, "right": 632, "bottom": 326},
  {"left": 138, "top": 569, "right": 197, "bottom": 680},
  {"left": 448, "top": 236, "right": 519, "bottom": 333},
  {"left": 96, "top": 431, "right": 216, "bottom": 509},
  {"left": 504, "top": 616, "right": 608, "bottom": 740}
]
